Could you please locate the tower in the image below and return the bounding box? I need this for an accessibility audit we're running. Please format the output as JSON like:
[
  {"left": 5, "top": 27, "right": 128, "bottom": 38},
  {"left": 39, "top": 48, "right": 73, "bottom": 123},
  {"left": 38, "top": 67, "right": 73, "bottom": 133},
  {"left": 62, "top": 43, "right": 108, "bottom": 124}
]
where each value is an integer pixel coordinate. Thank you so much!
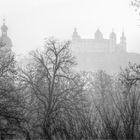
[
  {"left": 94, "top": 28, "right": 103, "bottom": 40},
  {"left": 72, "top": 28, "right": 81, "bottom": 41},
  {"left": 71, "top": 28, "right": 81, "bottom": 52},
  {"left": 1, "top": 19, "right": 8, "bottom": 36},
  {"left": 109, "top": 30, "right": 116, "bottom": 52},
  {"left": 0, "top": 19, "right": 12, "bottom": 53},
  {"left": 120, "top": 31, "right": 126, "bottom": 52}
]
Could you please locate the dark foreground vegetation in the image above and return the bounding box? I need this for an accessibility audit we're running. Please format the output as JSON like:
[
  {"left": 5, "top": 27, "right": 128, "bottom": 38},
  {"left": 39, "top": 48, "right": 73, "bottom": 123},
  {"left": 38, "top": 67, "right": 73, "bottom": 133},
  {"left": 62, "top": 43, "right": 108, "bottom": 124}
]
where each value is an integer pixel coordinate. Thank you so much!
[{"left": 0, "top": 38, "right": 140, "bottom": 140}]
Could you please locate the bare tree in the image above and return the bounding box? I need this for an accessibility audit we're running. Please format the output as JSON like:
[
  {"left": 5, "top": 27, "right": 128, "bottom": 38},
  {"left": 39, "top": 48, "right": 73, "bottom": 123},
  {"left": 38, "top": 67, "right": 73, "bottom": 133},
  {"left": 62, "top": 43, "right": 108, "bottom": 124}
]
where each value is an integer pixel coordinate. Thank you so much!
[
  {"left": 19, "top": 38, "right": 89, "bottom": 140},
  {"left": 92, "top": 65, "right": 140, "bottom": 139},
  {"left": 0, "top": 52, "right": 31, "bottom": 140}
]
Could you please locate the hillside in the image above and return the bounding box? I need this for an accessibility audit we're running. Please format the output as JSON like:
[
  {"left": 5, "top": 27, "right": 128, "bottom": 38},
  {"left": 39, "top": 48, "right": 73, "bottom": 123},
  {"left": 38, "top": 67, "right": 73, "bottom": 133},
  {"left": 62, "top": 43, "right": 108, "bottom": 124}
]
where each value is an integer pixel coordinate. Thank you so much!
[{"left": 73, "top": 51, "right": 140, "bottom": 74}]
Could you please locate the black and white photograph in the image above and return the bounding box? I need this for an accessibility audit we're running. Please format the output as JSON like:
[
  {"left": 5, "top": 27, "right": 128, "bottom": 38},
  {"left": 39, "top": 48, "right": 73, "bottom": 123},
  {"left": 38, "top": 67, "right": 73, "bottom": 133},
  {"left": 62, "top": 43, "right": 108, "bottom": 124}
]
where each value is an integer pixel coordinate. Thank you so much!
[{"left": 0, "top": 0, "right": 140, "bottom": 139}]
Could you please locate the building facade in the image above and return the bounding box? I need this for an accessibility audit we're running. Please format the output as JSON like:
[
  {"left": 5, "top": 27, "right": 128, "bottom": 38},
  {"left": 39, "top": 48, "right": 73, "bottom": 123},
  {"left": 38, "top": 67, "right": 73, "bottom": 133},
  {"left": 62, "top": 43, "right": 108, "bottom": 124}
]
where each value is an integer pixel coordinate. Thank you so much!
[{"left": 71, "top": 28, "right": 126, "bottom": 53}]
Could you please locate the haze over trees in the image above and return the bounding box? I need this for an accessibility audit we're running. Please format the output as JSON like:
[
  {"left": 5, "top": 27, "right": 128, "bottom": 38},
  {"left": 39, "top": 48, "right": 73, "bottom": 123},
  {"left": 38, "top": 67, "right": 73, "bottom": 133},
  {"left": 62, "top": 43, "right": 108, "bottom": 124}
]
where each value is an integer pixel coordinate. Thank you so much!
[
  {"left": 0, "top": 36, "right": 139, "bottom": 139},
  {"left": 0, "top": 1, "right": 139, "bottom": 139}
]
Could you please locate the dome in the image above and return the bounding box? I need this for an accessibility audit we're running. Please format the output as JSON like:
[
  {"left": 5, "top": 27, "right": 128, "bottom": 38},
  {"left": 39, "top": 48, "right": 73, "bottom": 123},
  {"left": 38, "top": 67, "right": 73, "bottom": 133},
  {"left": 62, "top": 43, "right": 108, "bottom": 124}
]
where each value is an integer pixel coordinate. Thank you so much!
[
  {"left": 95, "top": 29, "right": 102, "bottom": 35},
  {"left": 110, "top": 31, "right": 116, "bottom": 37},
  {"left": 0, "top": 19, "right": 12, "bottom": 52},
  {"left": 95, "top": 29, "right": 103, "bottom": 40},
  {"left": 0, "top": 35, "right": 12, "bottom": 51}
]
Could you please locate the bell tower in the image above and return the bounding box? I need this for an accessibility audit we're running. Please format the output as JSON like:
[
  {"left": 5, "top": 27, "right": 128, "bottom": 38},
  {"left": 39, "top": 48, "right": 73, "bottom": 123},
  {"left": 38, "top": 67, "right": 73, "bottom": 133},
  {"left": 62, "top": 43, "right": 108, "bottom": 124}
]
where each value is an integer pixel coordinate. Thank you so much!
[
  {"left": 109, "top": 30, "right": 116, "bottom": 52},
  {"left": 120, "top": 31, "right": 126, "bottom": 52},
  {"left": 94, "top": 28, "right": 103, "bottom": 40},
  {"left": 1, "top": 19, "right": 8, "bottom": 36},
  {"left": 0, "top": 19, "right": 12, "bottom": 53},
  {"left": 72, "top": 28, "right": 81, "bottom": 41}
]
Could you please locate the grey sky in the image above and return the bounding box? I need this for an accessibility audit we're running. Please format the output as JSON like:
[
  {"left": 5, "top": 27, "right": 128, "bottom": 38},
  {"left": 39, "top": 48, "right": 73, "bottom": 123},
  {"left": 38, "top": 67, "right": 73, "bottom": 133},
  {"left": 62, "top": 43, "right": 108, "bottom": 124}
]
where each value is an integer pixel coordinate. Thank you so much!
[{"left": 0, "top": 0, "right": 139, "bottom": 54}]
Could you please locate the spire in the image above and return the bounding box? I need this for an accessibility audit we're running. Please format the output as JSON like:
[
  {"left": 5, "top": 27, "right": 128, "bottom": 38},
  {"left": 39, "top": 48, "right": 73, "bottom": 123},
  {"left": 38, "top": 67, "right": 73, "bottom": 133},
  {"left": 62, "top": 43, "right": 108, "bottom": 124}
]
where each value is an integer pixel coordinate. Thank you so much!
[{"left": 1, "top": 18, "right": 8, "bottom": 36}]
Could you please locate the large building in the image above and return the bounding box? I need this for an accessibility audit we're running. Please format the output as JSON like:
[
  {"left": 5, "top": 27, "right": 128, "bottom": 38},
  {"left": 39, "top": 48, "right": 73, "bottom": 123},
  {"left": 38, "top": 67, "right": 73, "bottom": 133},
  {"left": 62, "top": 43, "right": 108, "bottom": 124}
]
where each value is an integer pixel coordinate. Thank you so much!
[
  {"left": 71, "top": 28, "right": 126, "bottom": 53},
  {"left": 71, "top": 28, "right": 140, "bottom": 74}
]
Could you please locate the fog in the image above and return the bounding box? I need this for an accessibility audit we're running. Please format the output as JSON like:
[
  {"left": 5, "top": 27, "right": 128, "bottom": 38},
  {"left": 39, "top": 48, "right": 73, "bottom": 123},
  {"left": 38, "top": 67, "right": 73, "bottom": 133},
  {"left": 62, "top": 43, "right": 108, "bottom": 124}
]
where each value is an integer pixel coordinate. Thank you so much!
[
  {"left": 0, "top": 1, "right": 140, "bottom": 139},
  {"left": 0, "top": 0, "right": 139, "bottom": 54}
]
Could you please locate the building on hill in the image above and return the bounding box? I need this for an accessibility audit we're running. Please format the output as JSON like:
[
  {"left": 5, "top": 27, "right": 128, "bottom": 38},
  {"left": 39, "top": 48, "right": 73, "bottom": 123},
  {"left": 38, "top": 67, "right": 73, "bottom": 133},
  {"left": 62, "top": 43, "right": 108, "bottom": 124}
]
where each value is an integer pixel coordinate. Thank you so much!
[
  {"left": 71, "top": 28, "right": 140, "bottom": 74},
  {"left": 0, "top": 19, "right": 12, "bottom": 55},
  {"left": 71, "top": 28, "right": 126, "bottom": 53}
]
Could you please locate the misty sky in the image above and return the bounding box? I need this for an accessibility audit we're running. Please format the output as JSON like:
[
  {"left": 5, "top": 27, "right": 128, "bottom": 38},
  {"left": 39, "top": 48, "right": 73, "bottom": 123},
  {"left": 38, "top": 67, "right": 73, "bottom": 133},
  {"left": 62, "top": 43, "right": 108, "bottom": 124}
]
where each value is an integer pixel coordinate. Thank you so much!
[{"left": 0, "top": 0, "right": 140, "bottom": 54}]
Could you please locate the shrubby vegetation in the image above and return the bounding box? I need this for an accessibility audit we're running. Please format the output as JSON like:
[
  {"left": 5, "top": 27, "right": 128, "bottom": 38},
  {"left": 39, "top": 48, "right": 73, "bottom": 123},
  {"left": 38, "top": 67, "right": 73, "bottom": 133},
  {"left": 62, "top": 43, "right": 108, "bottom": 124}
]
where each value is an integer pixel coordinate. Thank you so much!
[{"left": 0, "top": 38, "right": 140, "bottom": 139}]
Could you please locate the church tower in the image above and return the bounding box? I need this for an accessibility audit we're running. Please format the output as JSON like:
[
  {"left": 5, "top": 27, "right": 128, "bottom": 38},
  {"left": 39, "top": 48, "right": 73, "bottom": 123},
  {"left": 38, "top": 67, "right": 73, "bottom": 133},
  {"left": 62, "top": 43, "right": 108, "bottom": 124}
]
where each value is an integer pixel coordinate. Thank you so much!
[
  {"left": 109, "top": 30, "right": 116, "bottom": 52},
  {"left": 72, "top": 28, "right": 81, "bottom": 42},
  {"left": 120, "top": 32, "right": 126, "bottom": 52},
  {"left": 94, "top": 29, "right": 103, "bottom": 40},
  {"left": 71, "top": 28, "right": 81, "bottom": 52},
  {"left": 0, "top": 19, "right": 12, "bottom": 53}
]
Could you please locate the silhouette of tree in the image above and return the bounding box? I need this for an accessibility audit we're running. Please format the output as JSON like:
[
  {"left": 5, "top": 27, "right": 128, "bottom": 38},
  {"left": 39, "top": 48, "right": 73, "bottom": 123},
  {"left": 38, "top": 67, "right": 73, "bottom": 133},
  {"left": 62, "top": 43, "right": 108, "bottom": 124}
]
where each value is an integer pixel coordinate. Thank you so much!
[
  {"left": 19, "top": 38, "right": 89, "bottom": 139},
  {"left": 93, "top": 65, "right": 140, "bottom": 139},
  {"left": 0, "top": 53, "right": 31, "bottom": 139}
]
